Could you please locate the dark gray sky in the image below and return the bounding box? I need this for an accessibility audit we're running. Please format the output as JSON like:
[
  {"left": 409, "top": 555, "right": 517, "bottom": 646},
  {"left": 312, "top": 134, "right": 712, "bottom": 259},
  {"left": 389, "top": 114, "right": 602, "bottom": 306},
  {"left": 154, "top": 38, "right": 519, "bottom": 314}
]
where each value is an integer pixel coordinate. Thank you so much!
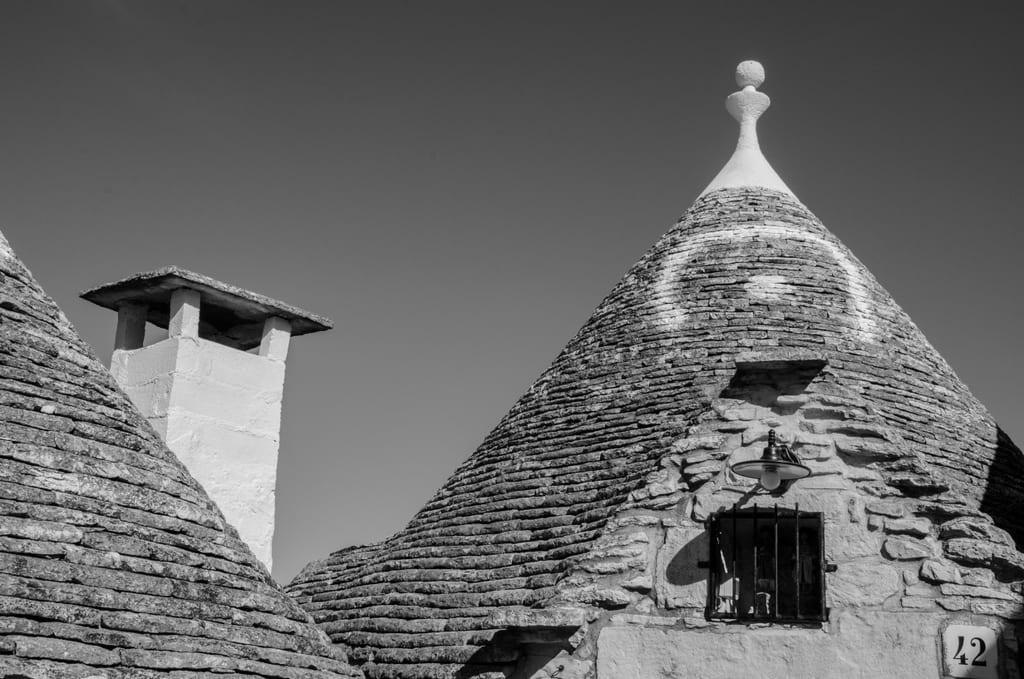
[{"left": 2, "top": 1, "right": 1021, "bottom": 582}]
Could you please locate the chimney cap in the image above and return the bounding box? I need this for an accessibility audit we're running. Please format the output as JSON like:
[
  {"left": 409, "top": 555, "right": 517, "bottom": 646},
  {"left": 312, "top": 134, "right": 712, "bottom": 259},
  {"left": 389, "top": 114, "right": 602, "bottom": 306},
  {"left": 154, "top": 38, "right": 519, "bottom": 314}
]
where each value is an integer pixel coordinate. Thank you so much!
[{"left": 81, "top": 266, "right": 333, "bottom": 349}]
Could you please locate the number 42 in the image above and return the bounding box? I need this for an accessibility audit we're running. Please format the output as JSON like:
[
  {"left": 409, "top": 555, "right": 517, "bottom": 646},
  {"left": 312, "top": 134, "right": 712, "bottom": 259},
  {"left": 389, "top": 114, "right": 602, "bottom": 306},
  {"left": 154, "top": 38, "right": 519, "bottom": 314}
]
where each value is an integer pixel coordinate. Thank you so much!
[{"left": 953, "top": 636, "right": 987, "bottom": 666}]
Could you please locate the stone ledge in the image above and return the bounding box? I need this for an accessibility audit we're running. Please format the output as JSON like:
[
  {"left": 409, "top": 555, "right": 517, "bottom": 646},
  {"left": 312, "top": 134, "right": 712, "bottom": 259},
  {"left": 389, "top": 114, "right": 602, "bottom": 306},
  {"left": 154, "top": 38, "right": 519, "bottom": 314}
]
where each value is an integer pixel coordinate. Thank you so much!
[
  {"left": 733, "top": 349, "right": 829, "bottom": 372},
  {"left": 485, "top": 607, "right": 587, "bottom": 630}
]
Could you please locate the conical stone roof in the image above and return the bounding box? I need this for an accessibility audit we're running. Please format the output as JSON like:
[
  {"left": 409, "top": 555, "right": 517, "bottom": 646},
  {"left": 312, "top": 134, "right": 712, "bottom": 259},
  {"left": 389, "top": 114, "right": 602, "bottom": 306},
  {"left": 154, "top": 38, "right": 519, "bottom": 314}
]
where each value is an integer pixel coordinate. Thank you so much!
[
  {"left": 0, "top": 231, "right": 360, "bottom": 677},
  {"left": 288, "top": 64, "right": 1024, "bottom": 679}
]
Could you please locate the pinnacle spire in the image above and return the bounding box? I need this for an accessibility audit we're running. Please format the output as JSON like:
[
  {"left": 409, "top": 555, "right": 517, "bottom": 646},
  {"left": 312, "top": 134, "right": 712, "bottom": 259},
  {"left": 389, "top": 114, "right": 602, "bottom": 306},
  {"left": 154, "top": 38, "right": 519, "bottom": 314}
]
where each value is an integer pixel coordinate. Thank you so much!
[{"left": 700, "top": 60, "right": 795, "bottom": 198}]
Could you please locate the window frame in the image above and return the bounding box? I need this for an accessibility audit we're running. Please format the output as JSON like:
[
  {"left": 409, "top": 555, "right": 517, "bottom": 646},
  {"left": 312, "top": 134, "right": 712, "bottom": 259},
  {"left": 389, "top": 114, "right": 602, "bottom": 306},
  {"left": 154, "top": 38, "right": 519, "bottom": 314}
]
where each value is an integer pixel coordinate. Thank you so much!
[{"left": 704, "top": 504, "right": 828, "bottom": 623}]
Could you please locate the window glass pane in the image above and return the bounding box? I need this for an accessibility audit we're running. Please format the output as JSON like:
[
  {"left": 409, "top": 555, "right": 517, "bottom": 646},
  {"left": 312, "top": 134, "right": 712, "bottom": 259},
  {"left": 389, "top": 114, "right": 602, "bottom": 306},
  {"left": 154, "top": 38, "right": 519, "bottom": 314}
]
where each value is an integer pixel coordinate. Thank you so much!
[{"left": 795, "top": 520, "right": 823, "bottom": 618}]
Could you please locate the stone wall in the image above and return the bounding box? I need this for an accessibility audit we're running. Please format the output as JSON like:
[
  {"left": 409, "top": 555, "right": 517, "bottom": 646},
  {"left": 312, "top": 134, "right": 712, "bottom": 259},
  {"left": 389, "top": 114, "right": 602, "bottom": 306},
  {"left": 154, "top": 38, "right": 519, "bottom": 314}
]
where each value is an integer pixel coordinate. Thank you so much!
[{"left": 525, "top": 359, "right": 1024, "bottom": 679}]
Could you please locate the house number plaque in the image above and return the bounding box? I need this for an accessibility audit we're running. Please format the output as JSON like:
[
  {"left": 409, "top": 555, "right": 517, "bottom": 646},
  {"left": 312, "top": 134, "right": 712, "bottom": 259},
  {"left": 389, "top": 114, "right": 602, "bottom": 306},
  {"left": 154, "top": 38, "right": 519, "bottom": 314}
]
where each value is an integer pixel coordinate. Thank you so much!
[{"left": 943, "top": 625, "right": 997, "bottom": 679}]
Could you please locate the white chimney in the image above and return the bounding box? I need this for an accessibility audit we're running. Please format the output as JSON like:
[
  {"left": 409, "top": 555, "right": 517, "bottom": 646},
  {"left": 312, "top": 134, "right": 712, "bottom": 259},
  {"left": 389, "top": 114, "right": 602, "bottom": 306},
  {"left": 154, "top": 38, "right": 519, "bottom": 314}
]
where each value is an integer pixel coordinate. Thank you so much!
[{"left": 81, "top": 267, "right": 332, "bottom": 571}]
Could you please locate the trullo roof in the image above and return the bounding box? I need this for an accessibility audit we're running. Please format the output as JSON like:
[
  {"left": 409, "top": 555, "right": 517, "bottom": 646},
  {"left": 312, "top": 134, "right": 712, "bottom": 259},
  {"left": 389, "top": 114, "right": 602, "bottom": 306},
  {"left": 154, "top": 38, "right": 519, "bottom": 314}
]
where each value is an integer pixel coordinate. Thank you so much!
[
  {"left": 287, "top": 62, "right": 1024, "bottom": 679},
  {"left": 0, "top": 231, "right": 360, "bottom": 677}
]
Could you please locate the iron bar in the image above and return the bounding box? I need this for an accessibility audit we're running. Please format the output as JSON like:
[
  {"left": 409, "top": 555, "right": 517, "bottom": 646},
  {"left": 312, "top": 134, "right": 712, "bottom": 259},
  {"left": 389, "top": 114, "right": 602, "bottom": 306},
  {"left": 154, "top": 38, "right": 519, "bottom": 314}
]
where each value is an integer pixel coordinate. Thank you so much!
[
  {"left": 752, "top": 505, "right": 758, "bottom": 619},
  {"left": 773, "top": 504, "right": 779, "bottom": 620},
  {"left": 818, "top": 509, "right": 826, "bottom": 622},
  {"left": 795, "top": 503, "right": 801, "bottom": 620},
  {"left": 731, "top": 505, "right": 737, "bottom": 618}
]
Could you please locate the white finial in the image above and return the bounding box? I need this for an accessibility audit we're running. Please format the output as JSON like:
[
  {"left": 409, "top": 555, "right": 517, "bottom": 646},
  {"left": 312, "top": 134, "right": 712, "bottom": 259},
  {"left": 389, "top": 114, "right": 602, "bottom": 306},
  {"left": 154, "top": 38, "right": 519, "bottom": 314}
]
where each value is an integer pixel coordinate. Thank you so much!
[
  {"left": 699, "top": 61, "right": 795, "bottom": 198},
  {"left": 735, "top": 60, "right": 765, "bottom": 88}
]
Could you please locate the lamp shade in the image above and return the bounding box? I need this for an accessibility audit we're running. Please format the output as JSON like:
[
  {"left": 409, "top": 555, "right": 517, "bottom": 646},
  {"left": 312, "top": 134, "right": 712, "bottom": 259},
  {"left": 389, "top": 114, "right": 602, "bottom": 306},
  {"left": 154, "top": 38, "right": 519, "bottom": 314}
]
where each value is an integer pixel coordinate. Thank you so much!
[{"left": 731, "top": 430, "right": 810, "bottom": 490}]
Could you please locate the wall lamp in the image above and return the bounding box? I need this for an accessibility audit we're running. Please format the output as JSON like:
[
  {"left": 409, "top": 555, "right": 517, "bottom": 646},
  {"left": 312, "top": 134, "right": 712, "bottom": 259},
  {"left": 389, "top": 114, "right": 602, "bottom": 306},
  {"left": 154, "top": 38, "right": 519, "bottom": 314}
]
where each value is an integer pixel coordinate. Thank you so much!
[{"left": 730, "top": 429, "right": 810, "bottom": 491}]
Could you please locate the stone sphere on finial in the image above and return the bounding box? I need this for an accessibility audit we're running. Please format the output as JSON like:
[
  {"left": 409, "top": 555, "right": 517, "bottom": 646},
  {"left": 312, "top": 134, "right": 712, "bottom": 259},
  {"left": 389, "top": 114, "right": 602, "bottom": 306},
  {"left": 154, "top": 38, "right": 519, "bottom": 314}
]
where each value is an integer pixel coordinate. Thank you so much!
[{"left": 735, "top": 60, "right": 765, "bottom": 89}]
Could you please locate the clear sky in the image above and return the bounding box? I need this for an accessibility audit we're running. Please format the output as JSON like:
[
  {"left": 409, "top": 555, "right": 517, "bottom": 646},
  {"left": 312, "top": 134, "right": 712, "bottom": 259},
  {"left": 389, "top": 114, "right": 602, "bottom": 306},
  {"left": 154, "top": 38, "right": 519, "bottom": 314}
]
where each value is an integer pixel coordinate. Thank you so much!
[{"left": 1, "top": 1, "right": 1021, "bottom": 583}]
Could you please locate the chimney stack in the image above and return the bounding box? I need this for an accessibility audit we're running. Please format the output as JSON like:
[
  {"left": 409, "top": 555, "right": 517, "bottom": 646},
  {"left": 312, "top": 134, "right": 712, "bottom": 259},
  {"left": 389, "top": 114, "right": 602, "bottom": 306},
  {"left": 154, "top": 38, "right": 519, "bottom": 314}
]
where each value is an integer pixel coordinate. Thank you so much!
[{"left": 82, "top": 267, "right": 332, "bottom": 571}]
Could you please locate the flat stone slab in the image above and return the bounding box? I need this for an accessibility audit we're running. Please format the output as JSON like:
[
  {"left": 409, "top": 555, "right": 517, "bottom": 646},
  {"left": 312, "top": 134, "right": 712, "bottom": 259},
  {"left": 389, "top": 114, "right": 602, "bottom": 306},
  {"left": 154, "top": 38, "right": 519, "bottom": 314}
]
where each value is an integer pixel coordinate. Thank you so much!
[
  {"left": 598, "top": 610, "right": 944, "bottom": 679},
  {"left": 82, "top": 266, "right": 333, "bottom": 349}
]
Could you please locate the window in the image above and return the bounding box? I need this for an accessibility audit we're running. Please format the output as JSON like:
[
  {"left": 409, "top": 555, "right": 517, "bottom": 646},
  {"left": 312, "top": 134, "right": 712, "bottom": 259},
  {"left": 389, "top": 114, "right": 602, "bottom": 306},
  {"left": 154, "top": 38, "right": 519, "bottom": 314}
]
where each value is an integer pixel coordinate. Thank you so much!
[{"left": 705, "top": 505, "right": 827, "bottom": 622}]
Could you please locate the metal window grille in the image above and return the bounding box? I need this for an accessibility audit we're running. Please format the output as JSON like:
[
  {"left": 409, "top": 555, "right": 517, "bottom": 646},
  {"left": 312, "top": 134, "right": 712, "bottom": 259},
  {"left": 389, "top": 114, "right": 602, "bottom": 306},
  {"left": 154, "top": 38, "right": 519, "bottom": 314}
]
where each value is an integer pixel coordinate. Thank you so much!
[{"left": 704, "top": 505, "right": 828, "bottom": 622}]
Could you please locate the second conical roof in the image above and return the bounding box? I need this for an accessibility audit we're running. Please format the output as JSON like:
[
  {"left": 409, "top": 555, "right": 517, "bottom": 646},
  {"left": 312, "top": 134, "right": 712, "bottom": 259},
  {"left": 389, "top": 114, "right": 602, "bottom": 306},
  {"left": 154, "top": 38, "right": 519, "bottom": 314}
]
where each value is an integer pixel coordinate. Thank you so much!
[{"left": 287, "top": 63, "right": 1024, "bottom": 679}]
